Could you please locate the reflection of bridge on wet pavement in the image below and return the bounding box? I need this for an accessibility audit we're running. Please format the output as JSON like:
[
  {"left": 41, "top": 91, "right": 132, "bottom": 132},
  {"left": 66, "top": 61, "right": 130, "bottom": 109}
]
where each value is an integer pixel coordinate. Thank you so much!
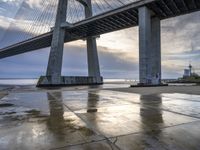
[{"left": 0, "top": 88, "right": 200, "bottom": 149}]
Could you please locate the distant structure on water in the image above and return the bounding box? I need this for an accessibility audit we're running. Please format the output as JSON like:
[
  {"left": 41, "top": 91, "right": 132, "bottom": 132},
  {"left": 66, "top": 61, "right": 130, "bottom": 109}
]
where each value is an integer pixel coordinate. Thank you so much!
[
  {"left": 183, "top": 64, "right": 192, "bottom": 78},
  {"left": 183, "top": 64, "right": 199, "bottom": 78},
  {"left": 176, "top": 63, "right": 200, "bottom": 84},
  {"left": 168, "top": 63, "right": 200, "bottom": 84}
]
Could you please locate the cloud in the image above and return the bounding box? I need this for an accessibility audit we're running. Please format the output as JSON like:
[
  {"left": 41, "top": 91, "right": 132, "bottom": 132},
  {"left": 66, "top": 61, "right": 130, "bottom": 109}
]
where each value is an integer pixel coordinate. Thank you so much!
[
  {"left": 0, "top": 0, "right": 200, "bottom": 79},
  {"left": 166, "top": 50, "right": 200, "bottom": 60},
  {"left": 162, "top": 11, "right": 200, "bottom": 54},
  {"left": 0, "top": 0, "right": 57, "bottom": 44},
  {"left": 0, "top": 42, "right": 139, "bottom": 79},
  {"left": 62, "top": 42, "right": 138, "bottom": 78}
]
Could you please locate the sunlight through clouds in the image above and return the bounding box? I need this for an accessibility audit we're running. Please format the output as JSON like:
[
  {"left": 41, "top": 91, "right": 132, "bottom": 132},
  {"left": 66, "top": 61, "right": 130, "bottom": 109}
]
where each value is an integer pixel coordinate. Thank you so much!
[{"left": 0, "top": 0, "right": 200, "bottom": 78}]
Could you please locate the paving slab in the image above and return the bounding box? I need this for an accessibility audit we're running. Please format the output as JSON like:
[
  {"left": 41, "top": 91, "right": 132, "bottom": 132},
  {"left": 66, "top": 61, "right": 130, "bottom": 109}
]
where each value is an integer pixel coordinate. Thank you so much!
[
  {"left": 110, "top": 121, "right": 200, "bottom": 150},
  {"left": 57, "top": 140, "right": 119, "bottom": 150},
  {"left": 0, "top": 87, "right": 200, "bottom": 150},
  {"left": 0, "top": 91, "right": 104, "bottom": 150}
]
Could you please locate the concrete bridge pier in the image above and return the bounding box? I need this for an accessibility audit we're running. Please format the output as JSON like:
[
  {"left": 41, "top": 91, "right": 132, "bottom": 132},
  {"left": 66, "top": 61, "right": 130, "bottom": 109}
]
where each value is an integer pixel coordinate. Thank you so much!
[
  {"left": 37, "top": 0, "right": 68, "bottom": 86},
  {"left": 87, "top": 36, "right": 102, "bottom": 84},
  {"left": 138, "top": 6, "right": 162, "bottom": 86},
  {"left": 37, "top": 0, "right": 102, "bottom": 86},
  {"left": 85, "top": 0, "right": 103, "bottom": 84}
]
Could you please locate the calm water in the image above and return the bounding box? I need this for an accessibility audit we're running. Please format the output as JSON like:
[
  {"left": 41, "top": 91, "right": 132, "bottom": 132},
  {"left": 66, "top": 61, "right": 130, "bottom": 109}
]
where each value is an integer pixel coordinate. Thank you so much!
[
  {"left": 0, "top": 79, "right": 196, "bottom": 88},
  {"left": 0, "top": 79, "right": 38, "bottom": 85},
  {"left": 0, "top": 78, "right": 136, "bottom": 85},
  {"left": 0, "top": 78, "right": 137, "bottom": 90}
]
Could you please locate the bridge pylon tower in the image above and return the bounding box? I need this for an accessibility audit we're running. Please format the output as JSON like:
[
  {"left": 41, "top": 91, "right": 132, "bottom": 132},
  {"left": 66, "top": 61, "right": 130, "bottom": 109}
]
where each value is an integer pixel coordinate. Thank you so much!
[{"left": 37, "top": 0, "right": 103, "bottom": 86}]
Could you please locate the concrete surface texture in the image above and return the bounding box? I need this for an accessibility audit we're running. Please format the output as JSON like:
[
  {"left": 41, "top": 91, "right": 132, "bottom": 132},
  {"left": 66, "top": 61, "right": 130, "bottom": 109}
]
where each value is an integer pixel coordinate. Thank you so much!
[
  {"left": 0, "top": 85, "right": 200, "bottom": 150},
  {"left": 85, "top": 0, "right": 101, "bottom": 79},
  {"left": 45, "top": 0, "right": 68, "bottom": 84},
  {"left": 39, "top": 0, "right": 102, "bottom": 86},
  {"left": 139, "top": 6, "right": 161, "bottom": 85}
]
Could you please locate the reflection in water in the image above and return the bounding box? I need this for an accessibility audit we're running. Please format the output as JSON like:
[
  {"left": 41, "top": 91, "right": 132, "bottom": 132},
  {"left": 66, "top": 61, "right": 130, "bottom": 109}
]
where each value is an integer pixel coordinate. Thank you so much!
[
  {"left": 87, "top": 91, "right": 100, "bottom": 113},
  {"left": 46, "top": 92, "right": 65, "bottom": 140},
  {"left": 44, "top": 91, "right": 97, "bottom": 146},
  {"left": 140, "top": 95, "right": 163, "bottom": 135}
]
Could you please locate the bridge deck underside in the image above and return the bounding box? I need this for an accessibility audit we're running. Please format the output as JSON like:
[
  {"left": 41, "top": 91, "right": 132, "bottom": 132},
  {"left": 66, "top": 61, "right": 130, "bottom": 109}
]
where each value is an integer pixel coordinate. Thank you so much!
[{"left": 0, "top": 0, "right": 200, "bottom": 58}]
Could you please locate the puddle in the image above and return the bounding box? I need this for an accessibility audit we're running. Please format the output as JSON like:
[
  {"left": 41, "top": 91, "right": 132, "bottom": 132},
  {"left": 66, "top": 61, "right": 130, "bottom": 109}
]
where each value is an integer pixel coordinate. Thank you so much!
[{"left": 1, "top": 89, "right": 200, "bottom": 149}]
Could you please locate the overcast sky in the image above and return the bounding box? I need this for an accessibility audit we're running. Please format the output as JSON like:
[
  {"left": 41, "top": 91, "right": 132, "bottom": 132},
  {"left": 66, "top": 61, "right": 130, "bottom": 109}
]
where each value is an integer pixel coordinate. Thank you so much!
[{"left": 0, "top": 0, "right": 200, "bottom": 79}]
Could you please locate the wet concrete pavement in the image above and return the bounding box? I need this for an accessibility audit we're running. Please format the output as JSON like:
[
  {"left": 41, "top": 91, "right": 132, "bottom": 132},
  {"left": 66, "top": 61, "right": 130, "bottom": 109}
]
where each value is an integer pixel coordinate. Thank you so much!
[{"left": 0, "top": 88, "right": 200, "bottom": 150}]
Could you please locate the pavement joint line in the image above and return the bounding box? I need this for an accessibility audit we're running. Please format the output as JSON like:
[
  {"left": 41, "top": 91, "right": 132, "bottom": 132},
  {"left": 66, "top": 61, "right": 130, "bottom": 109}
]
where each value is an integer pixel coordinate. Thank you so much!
[
  {"left": 4, "top": 89, "right": 200, "bottom": 149},
  {"left": 162, "top": 96, "right": 200, "bottom": 103},
  {"left": 48, "top": 92, "right": 122, "bottom": 150},
  {"left": 91, "top": 92, "right": 200, "bottom": 120},
  {"left": 90, "top": 91, "right": 200, "bottom": 120},
  {"left": 47, "top": 92, "right": 107, "bottom": 150},
  {"left": 66, "top": 104, "right": 122, "bottom": 150},
  {"left": 48, "top": 93, "right": 109, "bottom": 136},
  {"left": 69, "top": 111, "right": 200, "bottom": 149},
  {"left": 69, "top": 103, "right": 139, "bottom": 112},
  {"left": 4, "top": 89, "right": 200, "bottom": 120},
  {"left": 51, "top": 138, "right": 107, "bottom": 150},
  {"left": 157, "top": 108, "right": 200, "bottom": 120},
  {"left": 52, "top": 119, "right": 200, "bottom": 150},
  {"left": 48, "top": 91, "right": 200, "bottom": 136},
  {"left": 105, "top": 119, "right": 200, "bottom": 140}
]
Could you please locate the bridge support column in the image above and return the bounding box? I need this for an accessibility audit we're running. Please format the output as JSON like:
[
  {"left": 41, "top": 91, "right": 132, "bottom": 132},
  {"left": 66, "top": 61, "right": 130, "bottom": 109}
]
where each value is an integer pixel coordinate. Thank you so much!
[
  {"left": 37, "top": 0, "right": 102, "bottom": 87},
  {"left": 87, "top": 36, "right": 102, "bottom": 83},
  {"left": 138, "top": 6, "right": 161, "bottom": 86},
  {"left": 37, "top": 0, "right": 68, "bottom": 86},
  {"left": 85, "top": 0, "right": 103, "bottom": 84}
]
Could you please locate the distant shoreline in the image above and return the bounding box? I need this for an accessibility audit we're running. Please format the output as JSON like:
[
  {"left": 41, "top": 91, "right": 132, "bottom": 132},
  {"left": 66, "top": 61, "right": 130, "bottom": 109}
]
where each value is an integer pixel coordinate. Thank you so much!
[{"left": 0, "top": 78, "right": 38, "bottom": 80}]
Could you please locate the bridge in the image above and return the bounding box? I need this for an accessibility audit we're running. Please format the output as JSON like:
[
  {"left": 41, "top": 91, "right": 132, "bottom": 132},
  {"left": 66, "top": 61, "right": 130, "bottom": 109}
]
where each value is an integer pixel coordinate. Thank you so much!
[{"left": 0, "top": 0, "right": 200, "bottom": 86}]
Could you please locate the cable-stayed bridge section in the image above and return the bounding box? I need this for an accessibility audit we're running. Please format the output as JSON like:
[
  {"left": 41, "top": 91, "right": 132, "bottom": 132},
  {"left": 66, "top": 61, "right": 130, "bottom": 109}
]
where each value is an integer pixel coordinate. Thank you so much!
[{"left": 0, "top": 0, "right": 200, "bottom": 86}]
